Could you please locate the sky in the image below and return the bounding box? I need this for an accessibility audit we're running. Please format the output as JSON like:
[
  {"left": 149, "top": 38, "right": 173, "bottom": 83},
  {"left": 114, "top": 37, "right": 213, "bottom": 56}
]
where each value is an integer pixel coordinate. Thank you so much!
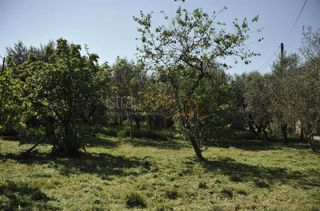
[{"left": 0, "top": 0, "right": 319, "bottom": 74}]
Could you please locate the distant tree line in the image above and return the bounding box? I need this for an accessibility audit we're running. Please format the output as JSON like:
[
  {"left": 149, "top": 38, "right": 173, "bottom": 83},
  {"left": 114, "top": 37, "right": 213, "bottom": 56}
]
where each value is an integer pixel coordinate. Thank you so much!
[{"left": 0, "top": 5, "right": 319, "bottom": 159}]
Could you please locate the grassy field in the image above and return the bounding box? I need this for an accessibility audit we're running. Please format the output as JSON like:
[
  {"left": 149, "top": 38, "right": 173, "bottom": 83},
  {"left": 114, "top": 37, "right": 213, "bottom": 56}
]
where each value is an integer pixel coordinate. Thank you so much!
[{"left": 0, "top": 133, "right": 319, "bottom": 210}]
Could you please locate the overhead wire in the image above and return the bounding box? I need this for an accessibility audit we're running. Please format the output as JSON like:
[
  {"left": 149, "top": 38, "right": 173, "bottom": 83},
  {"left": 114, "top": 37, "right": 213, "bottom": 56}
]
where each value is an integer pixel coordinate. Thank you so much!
[
  {"left": 260, "top": 0, "right": 308, "bottom": 72},
  {"left": 284, "top": 0, "right": 308, "bottom": 42}
]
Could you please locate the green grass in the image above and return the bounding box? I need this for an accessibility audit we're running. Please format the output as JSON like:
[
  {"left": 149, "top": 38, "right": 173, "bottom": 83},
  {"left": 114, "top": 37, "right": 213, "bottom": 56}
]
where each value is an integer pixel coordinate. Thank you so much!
[{"left": 0, "top": 134, "right": 319, "bottom": 210}]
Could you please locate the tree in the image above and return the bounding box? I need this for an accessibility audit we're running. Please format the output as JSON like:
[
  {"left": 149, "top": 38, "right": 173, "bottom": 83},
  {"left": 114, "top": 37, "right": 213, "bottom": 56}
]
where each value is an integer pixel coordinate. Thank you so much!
[
  {"left": 296, "top": 28, "right": 320, "bottom": 150},
  {"left": 17, "top": 38, "right": 109, "bottom": 155},
  {"left": 134, "top": 4, "right": 260, "bottom": 159},
  {"left": 270, "top": 53, "right": 301, "bottom": 144},
  {"left": 109, "top": 58, "right": 146, "bottom": 133},
  {"left": 231, "top": 72, "right": 272, "bottom": 140},
  {"left": 0, "top": 66, "right": 31, "bottom": 135}
]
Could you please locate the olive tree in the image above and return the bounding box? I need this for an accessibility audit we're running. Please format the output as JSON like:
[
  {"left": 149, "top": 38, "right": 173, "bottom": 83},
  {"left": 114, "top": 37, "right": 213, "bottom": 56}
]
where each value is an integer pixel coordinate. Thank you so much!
[
  {"left": 270, "top": 53, "right": 301, "bottom": 144},
  {"left": 231, "top": 72, "right": 272, "bottom": 139},
  {"left": 109, "top": 58, "right": 146, "bottom": 131},
  {"left": 297, "top": 28, "right": 320, "bottom": 150}
]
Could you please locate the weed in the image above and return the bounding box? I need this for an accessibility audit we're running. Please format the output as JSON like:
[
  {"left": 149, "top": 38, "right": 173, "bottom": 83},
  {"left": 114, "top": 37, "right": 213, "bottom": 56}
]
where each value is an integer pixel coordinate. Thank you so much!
[
  {"left": 126, "top": 192, "right": 147, "bottom": 208},
  {"left": 165, "top": 190, "right": 178, "bottom": 200},
  {"left": 198, "top": 181, "right": 208, "bottom": 189},
  {"left": 254, "top": 179, "right": 271, "bottom": 188}
]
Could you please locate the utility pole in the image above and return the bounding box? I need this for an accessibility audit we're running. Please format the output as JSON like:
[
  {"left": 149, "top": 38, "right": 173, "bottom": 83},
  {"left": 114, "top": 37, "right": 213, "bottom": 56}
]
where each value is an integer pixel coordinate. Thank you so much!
[
  {"left": 0, "top": 56, "right": 5, "bottom": 75},
  {"left": 279, "top": 42, "right": 289, "bottom": 144},
  {"left": 280, "top": 42, "right": 284, "bottom": 62}
]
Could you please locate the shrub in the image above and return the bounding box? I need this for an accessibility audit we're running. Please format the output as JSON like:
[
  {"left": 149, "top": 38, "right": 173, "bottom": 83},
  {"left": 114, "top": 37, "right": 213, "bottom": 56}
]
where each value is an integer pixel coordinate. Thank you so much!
[
  {"left": 229, "top": 175, "right": 243, "bottom": 182},
  {"left": 99, "top": 127, "right": 118, "bottom": 137},
  {"left": 126, "top": 192, "right": 147, "bottom": 208},
  {"left": 254, "top": 179, "right": 270, "bottom": 188},
  {"left": 198, "top": 181, "right": 208, "bottom": 189},
  {"left": 165, "top": 190, "right": 178, "bottom": 200},
  {"left": 221, "top": 188, "right": 234, "bottom": 198}
]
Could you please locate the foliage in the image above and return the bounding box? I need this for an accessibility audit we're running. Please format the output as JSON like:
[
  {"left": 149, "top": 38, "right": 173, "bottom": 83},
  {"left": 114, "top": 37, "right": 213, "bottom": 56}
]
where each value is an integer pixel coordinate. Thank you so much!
[
  {"left": 296, "top": 28, "right": 320, "bottom": 148},
  {"left": 0, "top": 67, "right": 31, "bottom": 135},
  {"left": 134, "top": 3, "right": 260, "bottom": 159},
  {"left": 268, "top": 28, "right": 320, "bottom": 147},
  {"left": 109, "top": 58, "right": 146, "bottom": 130},
  {"left": 33, "top": 39, "right": 109, "bottom": 155},
  {"left": 231, "top": 72, "right": 272, "bottom": 139},
  {"left": 2, "top": 39, "right": 110, "bottom": 155}
]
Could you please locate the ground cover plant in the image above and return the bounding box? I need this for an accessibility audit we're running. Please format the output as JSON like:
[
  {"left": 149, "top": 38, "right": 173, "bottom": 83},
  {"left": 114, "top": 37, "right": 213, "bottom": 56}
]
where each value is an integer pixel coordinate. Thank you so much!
[{"left": 0, "top": 132, "right": 319, "bottom": 210}]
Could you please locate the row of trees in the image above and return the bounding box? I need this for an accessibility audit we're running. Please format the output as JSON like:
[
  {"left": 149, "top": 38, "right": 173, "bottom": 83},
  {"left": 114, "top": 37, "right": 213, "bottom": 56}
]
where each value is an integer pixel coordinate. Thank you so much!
[
  {"left": 0, "top": 4, "right": 319, "bottom": 159},
  {"left": 231, "top": 28, "right": 320, "bottom": 151}
]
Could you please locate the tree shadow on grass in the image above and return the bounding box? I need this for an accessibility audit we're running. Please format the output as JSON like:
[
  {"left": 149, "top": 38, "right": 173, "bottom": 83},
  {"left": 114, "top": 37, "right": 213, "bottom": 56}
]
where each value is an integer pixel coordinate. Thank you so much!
[
  {"left": 210, "top": 139, "right": 277, "bottom": 151},
  {"left": 124, "top": 138, "right": 190, "bottom": 150},
  {"left": 54, "top": 153, "right": 151, "bottom": 178},
  {"left": 0, "top": 180, "right": 59, "bottom": 210},
  {"left": 0, "top": 151, "right": 150, "bottom": 180},
  {"left": 1, "top": 135, "right": 119, "bottom": 149},
  {"left": 200, "top": 157, "right": 320, "bottom": 189},
  {"left": 210, "top": 138, "right": 316, "bottom": 152},
  {"left": 211, "top": 129, "right": 316, "bottom": 151},
  {"left": 85, "top": 136, "right": 119, "bottom": 148}
]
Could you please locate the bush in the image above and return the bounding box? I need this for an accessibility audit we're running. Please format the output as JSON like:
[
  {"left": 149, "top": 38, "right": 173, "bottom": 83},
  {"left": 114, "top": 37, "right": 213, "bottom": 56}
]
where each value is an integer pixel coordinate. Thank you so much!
[
  {"left": 254, "top": 179, "right": 270, "bottom": 188},
  {"left": 229, "top": 175, "right": 243, "bottom": 182},
  {"left": 99, "top": 127, "right": 118, "bottom": 137},
  {"left": 220, "top": 188, "right": 234, "bottom": 198},
  {"left": 126, "top": 192, "right": 147, "bottom": 208},
  {"left": 165, "top": 190, "right": 178, "bottom": 200},
  {"left": 198, "top": 181, "right": 208, "bottom": 189}
]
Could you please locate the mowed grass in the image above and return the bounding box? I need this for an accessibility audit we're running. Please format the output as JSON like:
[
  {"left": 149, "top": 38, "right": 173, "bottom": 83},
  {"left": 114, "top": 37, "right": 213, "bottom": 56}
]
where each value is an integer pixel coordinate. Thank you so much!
[{"left": 0, "top": 134, "right": 319, "bottom": 210}]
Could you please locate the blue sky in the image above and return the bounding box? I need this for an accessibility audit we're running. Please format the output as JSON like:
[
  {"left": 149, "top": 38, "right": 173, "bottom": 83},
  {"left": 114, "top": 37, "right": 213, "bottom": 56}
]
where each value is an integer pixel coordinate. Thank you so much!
[{"left": 1, "top": 0, "right": 319, "bottom": 74}]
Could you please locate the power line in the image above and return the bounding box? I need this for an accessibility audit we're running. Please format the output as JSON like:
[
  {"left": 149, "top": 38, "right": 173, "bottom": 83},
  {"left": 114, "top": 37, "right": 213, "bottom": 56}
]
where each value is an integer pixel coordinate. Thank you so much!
[
  {"left": 285, "top": 0, "right": 308, "bottom": 42},
  {"left": 260, "top": 0, "right": 308, "bottom": 72},
  {"left": 261, "top": 47, "right": 278, "bottom": 71}
]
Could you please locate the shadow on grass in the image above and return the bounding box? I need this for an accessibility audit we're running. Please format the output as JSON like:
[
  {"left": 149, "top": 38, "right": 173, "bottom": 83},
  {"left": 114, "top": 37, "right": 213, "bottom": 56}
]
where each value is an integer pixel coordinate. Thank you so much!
[
  {"left": 124, "top": 138, "right": 189, "bottom": 150},
  {"left": 0, "top": 180, "right": 59, "bottom": 210},
  {"left": 210, "top": 129, "right": 315, "bottom": 151},
  {"left": 210, "top": 139, "right": 277, "bottom": 151},
  {"left": 55, "top": 153, "right": 150, "bottom": 178},
  {"left": 86, "top": 136, "right": 119, "bottom": 148},
  {"left": 210, "top": 137, "right": 314, "bottom": 152},
  {"left": 200, "top": 157, "right": 320, "bottom": 189},
  {"left": 0, "top": 151, "right": 150, "bottom": 179}
]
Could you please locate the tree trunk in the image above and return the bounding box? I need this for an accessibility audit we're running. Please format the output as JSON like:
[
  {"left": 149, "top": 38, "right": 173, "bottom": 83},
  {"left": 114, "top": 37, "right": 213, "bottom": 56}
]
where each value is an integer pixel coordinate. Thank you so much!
[
  {"left": 281, "top": 123, "right": 288, "bottom": 145},
  {"left": 246, "top": 114, "right": 258, "bottom": 136},
  {"left": 248, "top": 123, "right": 258, "bottom": 136},
  {"left": 51, "top": 121, "right": 81, "bottom": 156},
  {"left": 307, "top": 136, "right": 316, "bottom": 152},
  {"left": 148, "top": 116, "right": 152, "bottom": 129},
  {"left": 127, "top": 112, "right": 132, "bottom": 138},
  {"left": 189, "top": 135, "right": 205, "bottom": 161},
  {"left": 256, "top": 124, "right": 262, "bottom": 134},
  {"left": 134, "top": 118, "right": 141, "bottom": 130},
  {"left": 300, "top": 125, "right": 304, "bottom": 141},
  {"left": 26, "top": 136, "right": 45, "bottom": 153},
  {"left": 262, "top": 127, "right": 270, "bottom": 141}
]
